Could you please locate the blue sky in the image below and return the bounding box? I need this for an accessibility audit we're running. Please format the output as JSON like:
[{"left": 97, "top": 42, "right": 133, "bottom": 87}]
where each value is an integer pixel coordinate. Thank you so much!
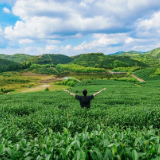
[{"left": 0, "top": 0, "right": 160, "bottom": 56}]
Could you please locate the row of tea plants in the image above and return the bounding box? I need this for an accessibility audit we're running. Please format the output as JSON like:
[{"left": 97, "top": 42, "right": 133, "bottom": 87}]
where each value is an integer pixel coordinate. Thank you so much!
[{"left": 1, "top": 79, "right": 160, "bottom": 159}]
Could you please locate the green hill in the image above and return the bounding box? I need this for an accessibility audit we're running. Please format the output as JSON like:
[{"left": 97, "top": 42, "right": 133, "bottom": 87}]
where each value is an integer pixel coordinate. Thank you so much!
[
  {"left": 0, "top": 58, "right": 19, "bottom": 67},
  {"left": 71, "top": 53, "right": 148, "bottom": 68},
  {"left": 0, "top": 54, "right": 33, "bottom": 63},
  {"left": 26, "top": 54, "right": 73, "bottom": 65},
  {"left": 146, "top": 47, "right": 160, "bottom": 59},
  {"left": 115, "top": 51, "right": 159, "bottom": 66}
]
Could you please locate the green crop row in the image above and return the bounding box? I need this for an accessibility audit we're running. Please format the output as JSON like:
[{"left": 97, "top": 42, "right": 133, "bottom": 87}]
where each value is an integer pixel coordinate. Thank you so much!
[
  {"left": 0, "top": 125, "right": 160, "bottom": 159},
  {"left": 134, "top": 67, "right": 160, "bottom": 81},
  {"left": 1, "top": 79, "right": 160, "bottom": 159},
  {"left": 56, "top": 64, "right": 108, "bottom": 73}
]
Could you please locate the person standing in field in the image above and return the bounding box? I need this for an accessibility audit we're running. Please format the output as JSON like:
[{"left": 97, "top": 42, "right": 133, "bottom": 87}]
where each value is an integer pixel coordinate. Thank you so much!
[{"left": 64, "top": 88, "right": 106, "bottom": 109}]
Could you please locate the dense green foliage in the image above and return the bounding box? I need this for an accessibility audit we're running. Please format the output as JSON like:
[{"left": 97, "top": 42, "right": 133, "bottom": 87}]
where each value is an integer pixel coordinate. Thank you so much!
[
  {"left": 1, "top": 80, "right": 160, "bottom": 158},
  {"left": 119, "top": 52, "right": 160, "bottom": 66},
  {"left": 110, "top": 77, "right": 138, "bottom": 82},
  {"left": 0, "top": 54, "right": 32, "bottom": 63},
  {"left": 26, "top": 54, "right": 73, "bottom": 65},
  {"left": 56, "top": 64, "right": 108, "bottom": 73},
  {"left": 112, "top": 67, "right": 141, "bottom": 72},
  {"left": 134, "top": 67, "right": 160, "bottom": 81},
  {"left": 71, "top": 53, "right": 148, "bottom": 68},
  {"left": 55, "top": 78, "right": 79, "bottom": 87},
  {"left": 0, "top": 59, "right": 31, "bottom": 73},
  {"left": 0, "top": 58, "right": 19, "bottom": 67},
  {"left": 146, "top": 47, "right": 160, "bottom": 59}
]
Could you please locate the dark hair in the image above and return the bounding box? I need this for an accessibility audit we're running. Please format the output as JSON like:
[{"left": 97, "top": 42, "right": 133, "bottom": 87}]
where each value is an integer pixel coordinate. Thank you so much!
[{"left": 83, "top": 89, "right": 87, "bottom": 96}]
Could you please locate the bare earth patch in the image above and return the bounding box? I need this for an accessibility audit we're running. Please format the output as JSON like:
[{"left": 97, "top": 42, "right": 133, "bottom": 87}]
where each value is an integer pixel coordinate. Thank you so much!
[
  {"left": 132, "top": 73, "right": 145, "bottom": 82},
  {"left": 21, "top": 84, "right": 50, "bottom": 93}
]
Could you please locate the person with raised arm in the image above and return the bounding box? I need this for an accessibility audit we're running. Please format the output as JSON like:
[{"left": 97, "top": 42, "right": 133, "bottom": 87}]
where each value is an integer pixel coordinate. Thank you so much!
[{"left": 64, "top": 88, "right": 106, "bottom": 109}]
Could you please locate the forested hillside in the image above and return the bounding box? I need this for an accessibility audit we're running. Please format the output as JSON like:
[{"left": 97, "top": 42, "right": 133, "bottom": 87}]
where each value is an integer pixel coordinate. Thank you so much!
[
  {"left": 0, "top": 58, "right": 19, "bottom": 67},
  {"left": 0, "top": 58, "right": 31, "bottom": 73},
  {"left": 146, "top": 47, "right": 160, "bottom": 59},
  {"left": 25, "top": 54, "right": 73, "bottom": 65},
  {"left": 72, "top": 53, "right": 148, "bottom": 68},
  {"left": 0, "top": 54, "right": 32, "bottom": 63},
  {"left": 118, "top": 52, "right": 159, "bottom": 66}
]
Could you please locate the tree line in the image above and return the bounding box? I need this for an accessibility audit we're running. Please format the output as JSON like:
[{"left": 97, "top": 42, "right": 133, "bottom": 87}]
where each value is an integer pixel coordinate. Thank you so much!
[{"left": 0, "top": 62, "right": 32, "bottom": 73}]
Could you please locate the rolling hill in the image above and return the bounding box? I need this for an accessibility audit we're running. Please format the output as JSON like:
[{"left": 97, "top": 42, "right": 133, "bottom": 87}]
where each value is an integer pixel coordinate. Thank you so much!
[
  {"left": 71, "top": 53, "right": 148, "bottom": 68},
  {"left": 0, "top": 54, "right": 33, "bottom": 63},
  {"left": 25, "top": 54, "right": 73, "bottom": 65},
  {"left": 145, "top": 47, "right": 160, "bottom": 59},
  {"left": 112, "top": 50, "right": 160, "bottom": 66},
  {"left": 0, "top": 58, "right": 19, "bottom": 67}
]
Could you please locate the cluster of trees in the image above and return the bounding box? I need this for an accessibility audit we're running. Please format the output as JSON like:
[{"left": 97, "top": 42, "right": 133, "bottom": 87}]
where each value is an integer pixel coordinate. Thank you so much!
[
  {"left": 0, "top": 62, "right": 31, "bottom": 73},
  {"left": 55, "top": 78, "right": 79, "bottom": 87},
  {"left": 56, "top": 64, "right": 107, "bottom": 73},
  {"left": 30, "top": 64, "right": 55, "bottom": 69}
]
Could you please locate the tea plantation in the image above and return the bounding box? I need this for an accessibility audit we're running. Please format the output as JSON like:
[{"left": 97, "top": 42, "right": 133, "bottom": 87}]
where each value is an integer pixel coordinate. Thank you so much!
[{"left": 1, "top": 80, "right": 160, "bottom": 159}]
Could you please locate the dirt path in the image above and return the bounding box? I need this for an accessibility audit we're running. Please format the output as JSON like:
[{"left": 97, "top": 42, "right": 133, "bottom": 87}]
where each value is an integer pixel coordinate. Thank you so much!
[
  {"left": 132, "top": 73, "right": 145, "bottom": 82},
  {"left": 21, "top": 84, "right": 50, "bottom": 93},
  {"left": 108, "top": 71, "right": 127, "bottom": 74}
]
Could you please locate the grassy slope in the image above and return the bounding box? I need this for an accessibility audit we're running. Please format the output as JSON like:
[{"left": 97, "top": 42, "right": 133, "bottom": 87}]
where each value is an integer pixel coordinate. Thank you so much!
[
  {"left": 72, "top": 53, "right": 148, "bottom": 68},
  {"left": 0, "top": 54, "right": 32, "bottom": 63}
]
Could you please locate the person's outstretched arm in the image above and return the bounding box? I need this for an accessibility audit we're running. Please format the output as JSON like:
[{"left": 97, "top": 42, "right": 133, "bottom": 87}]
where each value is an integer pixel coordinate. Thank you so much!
[
  {"left": 93, "top": 88, "right": 106, "bottom": 97},
  {"left": 64, "top": 90, "right": 75, "bottom": 97}
]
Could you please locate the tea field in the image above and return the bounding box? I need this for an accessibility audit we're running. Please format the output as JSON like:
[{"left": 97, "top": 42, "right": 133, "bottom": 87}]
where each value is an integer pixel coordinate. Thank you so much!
[
  {"left": 1, "top": 79, "right": 160, "bottom": 159},
  {"left": 134, "top": 67, "right": 160, "bottom": 81}
]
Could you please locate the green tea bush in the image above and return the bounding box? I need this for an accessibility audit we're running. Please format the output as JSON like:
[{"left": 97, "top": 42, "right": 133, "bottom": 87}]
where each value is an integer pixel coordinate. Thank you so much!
[
  {"left": 0, "top": 125, "right": 160, "bottom": 159},
  {"left": 110, "top": 77, "right": 138, "bottom": 82},
  {"left": 0, "top": 79, "right": 160, "bottom": 159},
  {"left": 55, "top": 78, "right": 79, "bottom": 87},
  {"left": 45, "top": 87, "right": 49, "bottom": 91},
  {"left": 134, "top": 67, "right": 160, "bottom": 81}
]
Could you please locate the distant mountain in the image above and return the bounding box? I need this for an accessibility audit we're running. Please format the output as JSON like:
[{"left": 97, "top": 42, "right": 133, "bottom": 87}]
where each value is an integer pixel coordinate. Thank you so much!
[
  {"left": 0, "top": 54, "right": 33, "bottom": 63},
  {"left": 128, "top": 50, "right": 145, "bottom": 54},
  {"left": 109, "top": 51, "right": 124, "bottom": 55},
  {"left": 25, "top": 54, "right": 73, "bottom": 65},
  {"left": 71, "top": 53, "right": 148, "bottom": 68}
]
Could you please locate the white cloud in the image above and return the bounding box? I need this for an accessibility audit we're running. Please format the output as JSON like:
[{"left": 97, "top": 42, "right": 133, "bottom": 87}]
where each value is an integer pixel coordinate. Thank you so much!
[
  {"left": 47, "top": 40, "right": 60, "bottom": 44},
  {"left": 19, "top": 38, "right": 34, "bottom": 44},
  {"left": 74, "top": 33, "right": 129, "bottom": 50},
  {"left": 0, "top": 26, "right": 2, "bottom": 34},
  {"left": 25, "top": 47, "right": 32, "bottom": 52},
  {"left": 137, "top": 11, "right": 160, "bottom": 38},
  {"left": 2, "top": 0, "right": 160, "bottom": 55},
  {"left": 62, "top": 45, "right": 71, "bottom": 50},
  {"left": 45, "top": 45, "right": 59, "bottom": 51},
  {"left": 125, "top": 37, "right": 134, "bottom": 44},
  {"left": 3, "top": 7, "right": 11, "bottom": 13},
  {"left": 6, "top": 0, "right": 160, "bottom": 41}
]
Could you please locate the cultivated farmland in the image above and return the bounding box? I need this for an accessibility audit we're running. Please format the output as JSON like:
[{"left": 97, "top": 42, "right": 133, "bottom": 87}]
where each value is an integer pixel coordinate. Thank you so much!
[{"left": 0, "top": 79, "right": 160, "bottom": 159}]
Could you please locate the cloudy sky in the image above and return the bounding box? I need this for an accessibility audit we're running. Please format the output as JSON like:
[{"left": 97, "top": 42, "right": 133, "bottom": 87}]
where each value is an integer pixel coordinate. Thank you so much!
[{"left": 0, "top": 0, "right": 160, "bottom": 56}]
